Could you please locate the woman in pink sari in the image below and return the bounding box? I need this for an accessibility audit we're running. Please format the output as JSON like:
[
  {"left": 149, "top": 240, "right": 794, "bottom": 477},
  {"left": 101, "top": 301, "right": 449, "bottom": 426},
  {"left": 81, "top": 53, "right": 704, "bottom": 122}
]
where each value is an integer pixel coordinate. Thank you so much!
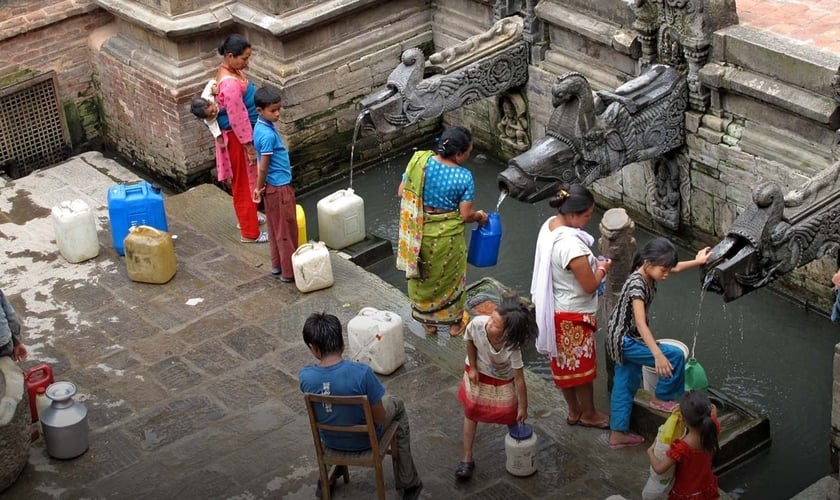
[{"left": 215, "top": 34, "right": 267, "bottom": 243}]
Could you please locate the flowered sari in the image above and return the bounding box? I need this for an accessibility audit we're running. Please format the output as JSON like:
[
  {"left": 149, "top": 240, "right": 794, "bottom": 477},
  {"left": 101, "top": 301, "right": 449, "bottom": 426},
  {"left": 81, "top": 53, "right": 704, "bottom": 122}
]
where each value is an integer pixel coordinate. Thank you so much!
[
  {"left": 398, "top": 151, "right": 467, "bottom": 325},
  {"left": 396, "top": 150, "right": 433, "bottom": 278},
  {"left": 549, "top": 312, "right": 598, "bottom": 388}
]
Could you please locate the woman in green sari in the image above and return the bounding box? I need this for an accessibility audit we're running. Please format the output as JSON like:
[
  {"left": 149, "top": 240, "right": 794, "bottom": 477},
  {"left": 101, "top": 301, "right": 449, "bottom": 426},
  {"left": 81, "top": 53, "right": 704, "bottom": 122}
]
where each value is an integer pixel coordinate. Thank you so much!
[{"left": 397, "top": 126, "right": 489, "bottom": 336}]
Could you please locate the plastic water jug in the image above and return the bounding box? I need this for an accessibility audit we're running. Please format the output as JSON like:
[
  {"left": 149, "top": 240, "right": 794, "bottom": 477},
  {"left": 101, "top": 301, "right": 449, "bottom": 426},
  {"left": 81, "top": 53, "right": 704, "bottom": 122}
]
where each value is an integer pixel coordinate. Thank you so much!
[
  {"left": 296, "top": 204, "right": 307, "bottom": 247},
  {"left": 316, "top": 188, "right": 365, "bottom": 249},
  {"left": 505, "top": 422, "right": 538, "bottom": 476},
  {"left": 124, "top": 225, "right": 176, "bottom": 284},
  {"left": 107, "top": 181, "right": 168, "bottom": 255},
  {"left": 41, "top": 381, "right": 89, "bottom": 459},
  {"left": 292, "top": 241, "right": 334, "bottom": 293},
  {"left": 35, "top": 387, "right": 50, "bottom": 434},
  {"left": 24, "top": 364, "right": 54, "bottom": 422},
  {"left": 685, "top": 357, "right": 709, "bottom": 391},
  {"left": 51, "top": 200, "right": 99, "bottom": 263},
  {"left": 467, "top": 211, "right": 502, "bottom": 267},
  {"left": 348, "top": 307, "right": 406, "bottom": 375},
  {"left": 642, "top": 339, "right": 688, "bottom": 392}
]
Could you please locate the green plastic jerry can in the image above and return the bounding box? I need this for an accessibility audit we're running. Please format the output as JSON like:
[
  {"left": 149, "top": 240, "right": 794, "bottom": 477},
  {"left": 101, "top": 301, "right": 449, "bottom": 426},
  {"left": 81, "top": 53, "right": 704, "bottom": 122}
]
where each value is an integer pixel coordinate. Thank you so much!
[{"left": 684, "top": 357, "right": 709, "bottom": 391}]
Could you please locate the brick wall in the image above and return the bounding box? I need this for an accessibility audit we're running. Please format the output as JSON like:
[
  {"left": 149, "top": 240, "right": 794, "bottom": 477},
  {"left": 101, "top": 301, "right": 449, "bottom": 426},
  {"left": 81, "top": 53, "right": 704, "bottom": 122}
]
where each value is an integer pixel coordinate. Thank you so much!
[
  {"left": 96, "top": 49, "right": 207, "bottom": 186},
  {"left": 0, "top": 1, "right": 113, "bottom": 149}
]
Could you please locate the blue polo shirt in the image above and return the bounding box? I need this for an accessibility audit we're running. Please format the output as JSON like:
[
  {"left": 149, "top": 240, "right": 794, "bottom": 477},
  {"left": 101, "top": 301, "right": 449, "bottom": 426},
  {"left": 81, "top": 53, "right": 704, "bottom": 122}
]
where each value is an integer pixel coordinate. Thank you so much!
[
  {"left": 253, "top": 117, "right": 292, "bottom": 187},
  {"left": 299, "top": 360, "right": 386, "bottom": 451}
]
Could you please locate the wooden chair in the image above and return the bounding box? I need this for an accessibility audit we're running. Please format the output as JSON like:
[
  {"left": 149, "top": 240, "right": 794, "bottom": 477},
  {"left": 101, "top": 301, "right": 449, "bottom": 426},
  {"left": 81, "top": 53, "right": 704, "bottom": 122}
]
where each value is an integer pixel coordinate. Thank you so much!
[{"left": 304, "top": 393, "right": 399, "bottom": 500}]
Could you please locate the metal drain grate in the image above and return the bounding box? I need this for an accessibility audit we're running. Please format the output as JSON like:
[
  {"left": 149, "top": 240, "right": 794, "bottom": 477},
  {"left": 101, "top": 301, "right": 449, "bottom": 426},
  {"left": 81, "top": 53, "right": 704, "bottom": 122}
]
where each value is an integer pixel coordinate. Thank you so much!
[{"left": 0, "top": 72, "right": 68, "bottom": 179}]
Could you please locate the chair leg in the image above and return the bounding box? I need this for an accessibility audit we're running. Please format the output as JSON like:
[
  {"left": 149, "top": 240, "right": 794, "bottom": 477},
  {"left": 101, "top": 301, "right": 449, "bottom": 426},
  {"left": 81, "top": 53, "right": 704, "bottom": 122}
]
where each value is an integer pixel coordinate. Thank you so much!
[
  {"left": 373, "top": 462, "right": 386, "bottom": 500},
  {"left": 317, "top": 464, "right": 331, "bottom": 500}
]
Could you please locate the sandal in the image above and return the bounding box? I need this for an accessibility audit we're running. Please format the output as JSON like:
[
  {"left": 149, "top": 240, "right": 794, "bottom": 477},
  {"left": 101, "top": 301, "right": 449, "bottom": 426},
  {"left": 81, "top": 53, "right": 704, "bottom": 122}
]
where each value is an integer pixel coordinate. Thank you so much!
[
  {"left": 241, "top": 231, "right": 269, "bottom": 243},
  {"left": 454, "top": 460, "right": 475, "bottom": 480},
  {"left": 422, "top": 324, "right": 437, "bottom": 335},
  {"left": 578, "top": 419, "right": 610, "bottom": 429},
  {"left": 236, "top": 214, "right": 266, "bottom": 229},
  {"left": 609, "top": 432, "right": 645, "bottom": 449},
  {"left": 649, "top": 399, "right": 680, "bottom": 413}
]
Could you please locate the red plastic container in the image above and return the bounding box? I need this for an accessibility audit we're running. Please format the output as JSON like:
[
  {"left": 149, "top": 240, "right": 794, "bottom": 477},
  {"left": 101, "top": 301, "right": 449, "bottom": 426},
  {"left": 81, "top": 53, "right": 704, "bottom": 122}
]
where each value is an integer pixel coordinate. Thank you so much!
[{"left": 25, "top": 364, "right": 54, "bottom": 422}]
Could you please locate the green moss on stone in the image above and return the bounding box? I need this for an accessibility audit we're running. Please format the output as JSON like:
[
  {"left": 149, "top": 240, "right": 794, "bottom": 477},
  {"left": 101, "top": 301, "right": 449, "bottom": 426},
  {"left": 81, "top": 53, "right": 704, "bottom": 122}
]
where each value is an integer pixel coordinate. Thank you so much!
[
  {"left": 62, "top": 101, "right": 84, "bottom": 146},
  {"left": 0, "top": 68, "right": 35, "bottom": 88}
]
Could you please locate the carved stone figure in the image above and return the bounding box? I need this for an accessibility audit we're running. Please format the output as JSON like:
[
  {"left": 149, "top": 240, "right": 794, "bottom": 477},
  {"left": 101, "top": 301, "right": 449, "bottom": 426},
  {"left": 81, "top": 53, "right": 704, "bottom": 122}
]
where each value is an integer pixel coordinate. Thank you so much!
[
  {"left": 704, "top": 161, "right": 840, "bottom": 302},
  {"left": 630, "top": 0, "right": 738, "bottom": 111},
  {"left": 497, "top": 92, "right": 530, "bottom": 153},
  {"left": 360, "top": 17, "right": 528, "bottom": 135},
  {"left": 497, "top": 64, "right": 688, "bottom": 227}
]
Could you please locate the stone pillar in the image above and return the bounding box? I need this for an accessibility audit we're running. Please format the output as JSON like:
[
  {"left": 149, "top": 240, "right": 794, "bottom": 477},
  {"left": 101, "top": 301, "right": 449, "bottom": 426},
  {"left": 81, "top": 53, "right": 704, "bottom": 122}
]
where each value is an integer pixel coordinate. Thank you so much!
[
  {"left": 0, "top": 357, "right": 31, "bottom": 492},
  {"left": 598, "top": 208, "right": 636, "bottom": 393}
]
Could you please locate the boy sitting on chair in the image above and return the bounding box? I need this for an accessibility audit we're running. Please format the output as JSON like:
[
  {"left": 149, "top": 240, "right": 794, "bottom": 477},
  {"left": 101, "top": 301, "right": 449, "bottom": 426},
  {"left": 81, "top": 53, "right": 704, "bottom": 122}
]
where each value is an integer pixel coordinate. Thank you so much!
[{"left": 299, "top": 312, "right": 423, "bottom": 500}]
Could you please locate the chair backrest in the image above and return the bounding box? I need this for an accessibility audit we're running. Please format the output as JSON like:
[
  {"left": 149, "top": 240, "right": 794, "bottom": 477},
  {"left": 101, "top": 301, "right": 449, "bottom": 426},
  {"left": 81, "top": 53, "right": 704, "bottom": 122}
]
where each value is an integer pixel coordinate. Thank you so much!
[{"left": 303, "top": 393, "right": 382, "bottom": 457}]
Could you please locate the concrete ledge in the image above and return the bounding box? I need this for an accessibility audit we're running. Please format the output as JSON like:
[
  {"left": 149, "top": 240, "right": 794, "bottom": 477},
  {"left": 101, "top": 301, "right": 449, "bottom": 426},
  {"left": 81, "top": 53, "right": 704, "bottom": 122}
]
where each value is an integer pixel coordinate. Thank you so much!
[
  {"left": 536, "top": 1, "right": 620, "bottom": 48},
  {"left": 712, "top": 24, "right": 840, "bottom": 97},
  {"left": 0, "top": 0, "right": 100, "bottom": 43},
  {"left": 100, "top": 34, "right": 212, "bottom": 90},
  {"left": 230, "top": 0, "right": 379, "bottom": 38},
  {"left": 700, "top": 62, "right": 839, "bottom": 126},
  {"left": 93, "top": 0, "right": 234, "bottom": 37}
]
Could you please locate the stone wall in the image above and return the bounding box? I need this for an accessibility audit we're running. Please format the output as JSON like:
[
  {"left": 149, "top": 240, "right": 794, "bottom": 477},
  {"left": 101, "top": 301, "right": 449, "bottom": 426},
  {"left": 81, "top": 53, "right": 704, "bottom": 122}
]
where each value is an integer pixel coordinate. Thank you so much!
[
  {"left": 0, "top": 0, "right": 114, "bottom": 150},
  {"left": 503, "top": 0, "right": 840, "bottom": 312},
  {"left": 86, "top": 0, "right": 437, "bottom": 188},
  {"left": 95, "top": 17, "right": 218, "bottom": 185},
  {"left": 694, "top": 25, "right": 840, "bottom": 309}
]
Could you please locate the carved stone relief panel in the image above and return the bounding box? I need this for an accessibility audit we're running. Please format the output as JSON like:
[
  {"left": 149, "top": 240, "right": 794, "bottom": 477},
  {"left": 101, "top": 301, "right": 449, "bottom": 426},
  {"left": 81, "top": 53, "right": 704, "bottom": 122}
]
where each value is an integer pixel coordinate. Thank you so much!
[{"left": 496, "top": 91, "right": 530, "bottom": 153}]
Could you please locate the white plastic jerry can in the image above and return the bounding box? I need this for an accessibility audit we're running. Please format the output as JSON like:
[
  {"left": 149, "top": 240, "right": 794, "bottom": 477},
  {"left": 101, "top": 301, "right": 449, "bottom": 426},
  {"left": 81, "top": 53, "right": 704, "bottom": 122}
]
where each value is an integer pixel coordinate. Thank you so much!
[
  {"left": 51, "top": 199, "right": 100, "bottom": 263},
  {"left": 291, "top": 241, "right": 334, "bottom": 293},
  {"left": 348, "top": 307, "right": 407, "bottom": 375},
  {"left": 316, "top": 188, "right": 365, "bottom": 250}
]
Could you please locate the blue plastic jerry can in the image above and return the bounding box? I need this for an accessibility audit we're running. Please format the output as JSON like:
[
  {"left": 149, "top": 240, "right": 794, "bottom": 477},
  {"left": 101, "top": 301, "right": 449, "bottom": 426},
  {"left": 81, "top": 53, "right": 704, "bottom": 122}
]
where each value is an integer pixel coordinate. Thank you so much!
[
  {"left": 107, "top": 181, "right": 168, "bottom": 256},
  {"left": 467, "top": 212, "right": 502, "bottom": 267}
]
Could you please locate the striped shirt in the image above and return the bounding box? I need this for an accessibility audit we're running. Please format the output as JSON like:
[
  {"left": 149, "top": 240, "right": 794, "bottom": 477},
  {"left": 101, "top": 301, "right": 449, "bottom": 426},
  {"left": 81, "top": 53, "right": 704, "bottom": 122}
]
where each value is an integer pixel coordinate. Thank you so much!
[{"left": 606, "top": 271, "right": 655, "bottom": 364}]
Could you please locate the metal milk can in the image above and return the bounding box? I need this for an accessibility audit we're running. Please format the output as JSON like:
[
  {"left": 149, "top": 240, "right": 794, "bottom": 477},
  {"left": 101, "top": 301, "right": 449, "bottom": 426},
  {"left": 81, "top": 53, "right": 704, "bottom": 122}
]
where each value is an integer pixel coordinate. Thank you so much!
[{"left": 41, "top": 382, "right": 89, "bottom": 459}]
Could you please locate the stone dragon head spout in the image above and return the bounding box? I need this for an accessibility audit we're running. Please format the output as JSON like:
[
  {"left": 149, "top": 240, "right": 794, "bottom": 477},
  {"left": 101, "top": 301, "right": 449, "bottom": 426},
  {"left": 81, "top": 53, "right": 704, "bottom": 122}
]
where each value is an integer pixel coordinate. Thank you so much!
[
  {"left": 702, "top": 183, "right": 788, "bottom": 302},
  {"left": 497, "top": 73, "right": 596, "bottom": 203},
  {"left": 498, "top": 64, "right": 686, "bottom": 203}
]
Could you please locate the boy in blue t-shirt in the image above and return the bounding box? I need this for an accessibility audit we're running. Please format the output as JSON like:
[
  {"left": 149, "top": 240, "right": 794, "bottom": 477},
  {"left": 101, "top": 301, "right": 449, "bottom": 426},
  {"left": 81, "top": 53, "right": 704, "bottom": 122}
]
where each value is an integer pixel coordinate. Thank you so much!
[
  {"left": 252, "top": 86, "right": 298, "bottom": 282},
  {"left": 299, "top": 312, "right": 423, "bottom": 500}
]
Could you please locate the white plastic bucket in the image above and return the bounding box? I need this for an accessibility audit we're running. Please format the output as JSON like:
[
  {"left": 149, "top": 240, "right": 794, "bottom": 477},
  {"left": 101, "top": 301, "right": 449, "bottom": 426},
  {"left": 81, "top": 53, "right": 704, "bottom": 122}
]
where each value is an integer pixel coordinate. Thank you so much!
[
  {"left": 316, "top": 188, "right": 365, "bottom": 249},
  {"left": 348, "top": 307, "right": 406, "bottom": 375},
  {"left": 641, "top": 339, "right": 689, "bottom": 392},
  {"left": 291, "top": 241, "right": 334, "bottom": 293},
  {"left": 52, "top": 200, "right": 100, "bottom": 263}
]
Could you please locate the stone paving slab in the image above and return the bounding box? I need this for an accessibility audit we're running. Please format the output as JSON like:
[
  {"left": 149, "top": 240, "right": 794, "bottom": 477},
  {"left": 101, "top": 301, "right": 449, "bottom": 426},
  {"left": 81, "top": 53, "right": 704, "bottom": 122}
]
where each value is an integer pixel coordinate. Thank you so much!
[
  {"left": 0, "top": 153, "right": 695, "bottom": 499},
  {"left": 737, "top": 0, "right": 840, "bottom": 55}
]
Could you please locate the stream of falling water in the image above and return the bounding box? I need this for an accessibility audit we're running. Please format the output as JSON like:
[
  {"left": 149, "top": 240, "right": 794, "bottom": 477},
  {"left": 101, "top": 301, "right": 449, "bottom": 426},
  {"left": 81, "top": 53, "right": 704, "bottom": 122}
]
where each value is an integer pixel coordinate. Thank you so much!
[
  {"left": 348, "top": 109, "right": 370, "bottom": 189},
  {"left": 496, "top": 190, "right": 507, "bottom": 211}
]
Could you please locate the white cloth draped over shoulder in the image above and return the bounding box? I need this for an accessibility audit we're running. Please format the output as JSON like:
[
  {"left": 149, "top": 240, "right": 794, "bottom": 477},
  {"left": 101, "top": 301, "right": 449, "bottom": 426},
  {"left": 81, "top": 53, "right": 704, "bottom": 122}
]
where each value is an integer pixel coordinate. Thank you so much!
[{"left": 531, "top": 218, "right": 595, "bottom": 358}]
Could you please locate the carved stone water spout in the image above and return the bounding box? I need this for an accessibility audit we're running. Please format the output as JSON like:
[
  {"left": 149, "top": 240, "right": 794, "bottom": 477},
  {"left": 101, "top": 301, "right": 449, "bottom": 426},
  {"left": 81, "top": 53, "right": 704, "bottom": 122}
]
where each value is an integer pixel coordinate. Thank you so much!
[
  {"left": 497, "top": 64, "right": 688, "bottom": 229},
  {"left": 359, "top": 17, "right": 528, "bottom": 135}
]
